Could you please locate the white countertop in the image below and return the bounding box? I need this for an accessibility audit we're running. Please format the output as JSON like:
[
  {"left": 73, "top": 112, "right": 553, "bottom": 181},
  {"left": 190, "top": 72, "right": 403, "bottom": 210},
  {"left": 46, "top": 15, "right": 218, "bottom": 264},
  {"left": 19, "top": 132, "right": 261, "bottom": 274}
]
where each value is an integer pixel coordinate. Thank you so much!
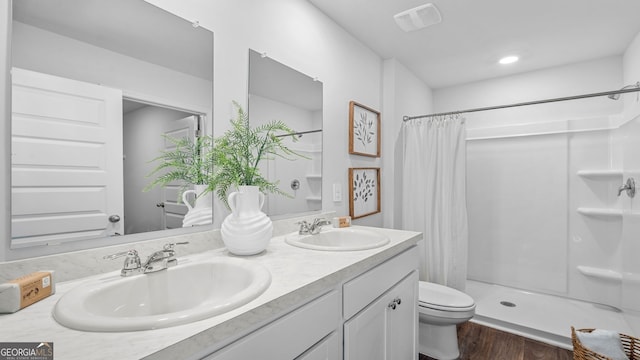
[{"left": 0, "top": 226, "right": 420, "bottom": 360}]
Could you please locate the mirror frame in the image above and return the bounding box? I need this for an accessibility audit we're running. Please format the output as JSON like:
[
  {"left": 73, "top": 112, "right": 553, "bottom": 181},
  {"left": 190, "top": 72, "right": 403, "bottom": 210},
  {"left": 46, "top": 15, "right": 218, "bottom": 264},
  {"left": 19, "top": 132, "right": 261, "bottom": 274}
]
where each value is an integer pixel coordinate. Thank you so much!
[{"left": 1, "top": 0, "right": 215, "bottom": 261}]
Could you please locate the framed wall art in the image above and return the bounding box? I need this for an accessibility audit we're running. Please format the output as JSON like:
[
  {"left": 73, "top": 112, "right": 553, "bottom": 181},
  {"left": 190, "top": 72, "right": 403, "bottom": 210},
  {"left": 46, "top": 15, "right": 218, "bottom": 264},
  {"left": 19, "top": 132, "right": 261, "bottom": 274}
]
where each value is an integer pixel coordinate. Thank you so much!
[
  {"left": 348, "top": 167, "right": 381, "bottom": 219},
  {"left": 349, "top": 101, "right": 380, "bottom": 157}
]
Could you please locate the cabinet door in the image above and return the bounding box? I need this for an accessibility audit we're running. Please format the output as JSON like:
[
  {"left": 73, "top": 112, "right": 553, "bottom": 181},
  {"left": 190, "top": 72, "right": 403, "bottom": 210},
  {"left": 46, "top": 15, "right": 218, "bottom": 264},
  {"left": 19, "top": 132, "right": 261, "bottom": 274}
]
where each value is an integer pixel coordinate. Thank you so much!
[
  {"left": 387, "top": 271, "right": 418, "bottom": 359},
  {"left": 344, "top": 271, "right": 418, "bottom": 360},
  {"left": 296, "top": 332, "right": 340, "bottom": 360}
]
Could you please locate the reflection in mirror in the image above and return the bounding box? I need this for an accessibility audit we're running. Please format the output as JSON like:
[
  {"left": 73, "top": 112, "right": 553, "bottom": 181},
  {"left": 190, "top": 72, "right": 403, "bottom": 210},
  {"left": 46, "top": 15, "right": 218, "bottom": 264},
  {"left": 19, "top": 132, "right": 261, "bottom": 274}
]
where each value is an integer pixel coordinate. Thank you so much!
[
  {"left": 10, "top": 0, "right": 213, "bottom": 252},
  {"left": 248, "top": 49, "right": 323, "bottom": 217}
]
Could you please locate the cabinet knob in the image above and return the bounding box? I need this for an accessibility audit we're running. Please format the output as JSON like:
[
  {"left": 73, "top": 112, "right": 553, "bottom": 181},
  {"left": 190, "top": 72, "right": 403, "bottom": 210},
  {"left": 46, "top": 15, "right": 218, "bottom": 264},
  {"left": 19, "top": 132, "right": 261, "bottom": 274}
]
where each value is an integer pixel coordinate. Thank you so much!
[{"left": 388, "top": 298, "right": 402, "bottom": 310}]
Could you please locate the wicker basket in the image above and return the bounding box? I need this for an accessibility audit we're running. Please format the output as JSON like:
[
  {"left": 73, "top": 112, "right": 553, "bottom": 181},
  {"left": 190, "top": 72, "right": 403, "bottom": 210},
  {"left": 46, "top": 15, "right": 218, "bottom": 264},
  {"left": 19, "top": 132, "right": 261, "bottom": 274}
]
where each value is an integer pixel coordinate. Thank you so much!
[{"left": 572, "top": 327, "right": 640, "bottom": 360}]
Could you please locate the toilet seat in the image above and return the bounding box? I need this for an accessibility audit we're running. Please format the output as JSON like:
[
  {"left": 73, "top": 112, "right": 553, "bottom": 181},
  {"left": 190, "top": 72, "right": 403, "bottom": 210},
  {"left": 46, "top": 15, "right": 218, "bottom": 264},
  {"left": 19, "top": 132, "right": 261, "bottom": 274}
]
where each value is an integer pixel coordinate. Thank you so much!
[{"left": 418, "top": 281, "right": 475, "bottom": 312}]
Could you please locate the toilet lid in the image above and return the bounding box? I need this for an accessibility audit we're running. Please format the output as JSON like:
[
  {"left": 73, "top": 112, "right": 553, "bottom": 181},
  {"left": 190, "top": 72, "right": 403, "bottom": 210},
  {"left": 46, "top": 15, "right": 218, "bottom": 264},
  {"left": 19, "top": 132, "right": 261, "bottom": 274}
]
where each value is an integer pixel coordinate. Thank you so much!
[{"left": 418, "top": 281, "right": 475, "bottom": 309}]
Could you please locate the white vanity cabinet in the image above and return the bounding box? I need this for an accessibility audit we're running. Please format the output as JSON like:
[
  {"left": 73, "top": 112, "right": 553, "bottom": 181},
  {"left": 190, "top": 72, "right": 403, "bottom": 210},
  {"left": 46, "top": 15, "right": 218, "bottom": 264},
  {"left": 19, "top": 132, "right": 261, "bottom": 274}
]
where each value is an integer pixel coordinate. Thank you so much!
[
  {"left": 205, "top": 290, "right": 341, "bottom": 360},
  {"left": 343, "top": 247, "right": 419, "bottom": 360},
  {"left": 202, "top": 246, "right": 419, "bottom": 360}
]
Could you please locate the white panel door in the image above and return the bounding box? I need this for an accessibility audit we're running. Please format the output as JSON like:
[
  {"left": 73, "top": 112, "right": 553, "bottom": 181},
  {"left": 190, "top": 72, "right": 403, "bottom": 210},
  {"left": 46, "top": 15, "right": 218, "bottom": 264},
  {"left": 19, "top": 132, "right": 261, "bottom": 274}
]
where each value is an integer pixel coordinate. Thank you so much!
[
  {"left": 11, "top": 68, "right": 123, "bottom": 246},
  {"left": 160, "top": 116, "right": 196, "bottom": 229}
]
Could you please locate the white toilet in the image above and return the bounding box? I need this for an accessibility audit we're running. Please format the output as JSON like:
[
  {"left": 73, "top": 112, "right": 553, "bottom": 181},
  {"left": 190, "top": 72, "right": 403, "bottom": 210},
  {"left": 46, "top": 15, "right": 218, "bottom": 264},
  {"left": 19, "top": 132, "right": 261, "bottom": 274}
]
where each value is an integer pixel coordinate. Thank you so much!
[{"left": 418, "top": 281, "right": 476, "bottom": 360}]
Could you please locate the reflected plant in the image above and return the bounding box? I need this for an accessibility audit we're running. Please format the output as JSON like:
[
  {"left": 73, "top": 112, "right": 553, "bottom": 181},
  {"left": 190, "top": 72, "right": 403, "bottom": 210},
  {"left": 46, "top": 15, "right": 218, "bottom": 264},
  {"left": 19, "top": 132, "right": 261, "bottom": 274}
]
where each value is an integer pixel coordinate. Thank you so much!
[
  {"left": 144, "top": 135, "right": 214, "bottom": 197},
  {"left": 208, "top": 101, "right": 309, "bottom": 208}
]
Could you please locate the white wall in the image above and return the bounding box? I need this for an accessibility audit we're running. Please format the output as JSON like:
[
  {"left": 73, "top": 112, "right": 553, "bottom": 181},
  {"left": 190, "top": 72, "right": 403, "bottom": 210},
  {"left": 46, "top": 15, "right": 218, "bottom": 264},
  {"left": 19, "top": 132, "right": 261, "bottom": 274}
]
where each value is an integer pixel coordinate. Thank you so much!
[
  {"left": 381, "top": 59, "right": 433, "bottom": 229},
  {"left": 623, "top": 31, "right": 640, "bottom": 120},
  {"left": 146, "top": 0, "right": 386, "bottom": 227},
  {"left": 434, "top": 56, "right": 625, "bottom": 304},
  {"left": 434, "top": 56, "right": 623, "bottom": 131}
]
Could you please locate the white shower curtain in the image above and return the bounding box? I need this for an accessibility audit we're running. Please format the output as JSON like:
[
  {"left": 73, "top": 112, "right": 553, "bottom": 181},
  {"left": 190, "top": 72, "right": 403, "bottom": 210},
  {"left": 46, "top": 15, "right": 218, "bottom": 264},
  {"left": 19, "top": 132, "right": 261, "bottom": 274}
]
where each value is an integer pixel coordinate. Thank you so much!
[{"left": 402, "top": 115, "right": 468, "bottom": 291}]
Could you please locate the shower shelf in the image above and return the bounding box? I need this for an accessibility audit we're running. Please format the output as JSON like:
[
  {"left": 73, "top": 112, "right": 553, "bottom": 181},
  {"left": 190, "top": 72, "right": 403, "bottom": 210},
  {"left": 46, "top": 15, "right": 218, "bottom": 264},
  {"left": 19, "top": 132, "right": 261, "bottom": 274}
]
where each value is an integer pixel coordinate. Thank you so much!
[
  {"left": 577, "top": 265, "right": 622, "bottom": 282},
  {"left": 577, "top": 207, "right": 623, "bottom": 218},
  {"left": 576, "top": 170, "right": 623, "bottom": 179}
]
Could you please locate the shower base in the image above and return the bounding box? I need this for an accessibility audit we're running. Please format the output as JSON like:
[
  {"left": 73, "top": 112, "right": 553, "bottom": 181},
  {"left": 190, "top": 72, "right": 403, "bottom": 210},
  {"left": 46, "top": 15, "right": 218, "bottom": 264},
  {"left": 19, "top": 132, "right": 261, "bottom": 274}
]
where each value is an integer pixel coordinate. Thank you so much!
[{"left": 465, "top": 280, "right": 633, "bottom": 349}]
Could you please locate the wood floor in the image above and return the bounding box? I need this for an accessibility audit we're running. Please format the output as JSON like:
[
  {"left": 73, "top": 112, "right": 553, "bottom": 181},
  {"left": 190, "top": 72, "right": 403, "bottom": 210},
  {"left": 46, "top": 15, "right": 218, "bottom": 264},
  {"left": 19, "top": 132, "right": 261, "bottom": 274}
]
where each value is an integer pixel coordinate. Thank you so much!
[{"left": 419, "top": 322, "right": 573, "bottom": 360}]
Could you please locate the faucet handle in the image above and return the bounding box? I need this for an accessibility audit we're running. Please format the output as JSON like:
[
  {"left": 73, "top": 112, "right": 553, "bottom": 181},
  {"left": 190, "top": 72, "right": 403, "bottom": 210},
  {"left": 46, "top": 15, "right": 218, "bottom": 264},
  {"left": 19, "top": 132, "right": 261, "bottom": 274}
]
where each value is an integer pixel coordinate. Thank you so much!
[
  {"left": 297, "top": 220, "right": 311, "bottom": 234},
  {"left": 163, "top": 241, "right": 189, "bottom": 252},
  {"left": 161, "top": 242, "right": 189, "bottom": 267},
  {"left": 104, "top": 250, "right": 142, "bottom": 276},
  {"left": 104, "top": 249, "right": 136, "bottom": 260}
]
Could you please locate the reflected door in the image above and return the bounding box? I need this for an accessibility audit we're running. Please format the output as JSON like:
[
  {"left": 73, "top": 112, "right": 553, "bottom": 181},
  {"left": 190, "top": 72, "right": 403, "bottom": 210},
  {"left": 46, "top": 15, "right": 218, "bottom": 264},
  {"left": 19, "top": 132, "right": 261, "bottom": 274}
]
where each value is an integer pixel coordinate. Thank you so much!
[
  {"left": 160, "top": 116, "right": 197, "bottom": 229},
  {"left": 11, "top": 68, "right": 123, "bottom": 246}
]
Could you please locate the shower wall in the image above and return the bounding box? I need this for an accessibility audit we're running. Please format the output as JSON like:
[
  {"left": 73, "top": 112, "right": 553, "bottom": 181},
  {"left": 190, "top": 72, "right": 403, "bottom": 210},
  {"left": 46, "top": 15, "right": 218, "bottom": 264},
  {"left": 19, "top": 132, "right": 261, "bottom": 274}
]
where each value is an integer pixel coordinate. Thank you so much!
[
  {"left": 466, "top": 133, "right": 568, "bottom": 295},
  {"left": 466, "top": 119, "right": 627, "bottom": 307}
]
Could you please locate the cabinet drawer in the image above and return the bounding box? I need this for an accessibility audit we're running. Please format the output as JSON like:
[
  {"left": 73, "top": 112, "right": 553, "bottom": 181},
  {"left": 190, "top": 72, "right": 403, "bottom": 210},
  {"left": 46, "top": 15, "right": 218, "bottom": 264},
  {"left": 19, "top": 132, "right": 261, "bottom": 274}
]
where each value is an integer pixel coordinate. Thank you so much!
[
  {"left": 343, "top": 246, "right": 418, "bottom": 319},
  {"left": 206, "top": 290, "right": 340, "bottom": 360}
]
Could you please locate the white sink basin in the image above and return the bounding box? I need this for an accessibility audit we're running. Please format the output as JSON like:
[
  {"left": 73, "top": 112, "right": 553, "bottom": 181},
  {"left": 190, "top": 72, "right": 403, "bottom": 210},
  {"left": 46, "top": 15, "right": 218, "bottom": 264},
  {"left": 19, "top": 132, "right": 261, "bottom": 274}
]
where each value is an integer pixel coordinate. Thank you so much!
[
  {"left": 285, "top": 227, "right": 390, "bottom": 251},
  {"left": 53, "top": 257, "right": 271, "bottom": 332}
]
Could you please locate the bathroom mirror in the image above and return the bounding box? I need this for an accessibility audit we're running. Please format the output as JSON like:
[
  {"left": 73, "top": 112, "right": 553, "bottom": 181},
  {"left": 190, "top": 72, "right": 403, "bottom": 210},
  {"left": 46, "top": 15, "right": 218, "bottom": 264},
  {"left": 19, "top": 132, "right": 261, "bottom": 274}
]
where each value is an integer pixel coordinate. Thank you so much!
[
  {"left": 8, "top": 0, "right": 213, "bottom": 253},
  {"left": 248, "top": 49, "right": 323, "bottom": 217}
]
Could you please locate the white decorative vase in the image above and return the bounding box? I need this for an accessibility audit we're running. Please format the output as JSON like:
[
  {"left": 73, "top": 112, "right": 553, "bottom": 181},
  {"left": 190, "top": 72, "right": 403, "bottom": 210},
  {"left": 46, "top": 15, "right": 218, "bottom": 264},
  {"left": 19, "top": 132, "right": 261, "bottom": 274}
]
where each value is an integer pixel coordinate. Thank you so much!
[
  {"left": 182, "top": 184, "right": 213, "bottom": 227},
  {"left": 221, "top": 185, "right": 273, "bottom": 255}
]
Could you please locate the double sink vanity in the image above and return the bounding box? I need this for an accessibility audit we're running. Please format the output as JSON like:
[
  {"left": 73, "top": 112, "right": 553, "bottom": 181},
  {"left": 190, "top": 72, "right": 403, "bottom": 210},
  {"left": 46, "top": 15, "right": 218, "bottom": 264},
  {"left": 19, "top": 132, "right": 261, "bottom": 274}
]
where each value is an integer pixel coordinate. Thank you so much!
[{"left": 0, "top": 220, "right": 421, "bottom": 360}]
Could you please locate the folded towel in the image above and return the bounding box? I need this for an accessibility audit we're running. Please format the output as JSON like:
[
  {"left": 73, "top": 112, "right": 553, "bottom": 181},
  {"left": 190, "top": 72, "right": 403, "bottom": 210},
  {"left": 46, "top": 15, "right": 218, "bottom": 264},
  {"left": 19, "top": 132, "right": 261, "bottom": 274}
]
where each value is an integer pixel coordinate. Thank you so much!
[{"left": 576, "top": 329, "right": 629, "bottom": 360}]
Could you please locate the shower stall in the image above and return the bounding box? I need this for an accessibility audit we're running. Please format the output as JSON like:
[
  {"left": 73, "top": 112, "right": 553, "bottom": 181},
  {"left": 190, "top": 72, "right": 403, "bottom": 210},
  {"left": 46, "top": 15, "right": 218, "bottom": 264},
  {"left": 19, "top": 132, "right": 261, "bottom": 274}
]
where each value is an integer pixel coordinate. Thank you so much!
[
  {"left": 384, "top": 22, "right": 640, "bottom": 347},
  {"left": 412, "top": 74, "right": 640, "bottom": 348}
]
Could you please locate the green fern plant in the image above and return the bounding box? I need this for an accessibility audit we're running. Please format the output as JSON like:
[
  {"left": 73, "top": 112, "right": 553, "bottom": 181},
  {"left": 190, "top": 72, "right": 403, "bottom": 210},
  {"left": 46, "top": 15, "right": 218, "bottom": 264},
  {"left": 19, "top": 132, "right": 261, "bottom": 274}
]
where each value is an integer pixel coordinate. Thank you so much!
[
  {"left": 208, "top": 101, "right": 308, "bottom": 207},
  {"left": 144, "top": 134, "right": 214, "bottom": 197}
]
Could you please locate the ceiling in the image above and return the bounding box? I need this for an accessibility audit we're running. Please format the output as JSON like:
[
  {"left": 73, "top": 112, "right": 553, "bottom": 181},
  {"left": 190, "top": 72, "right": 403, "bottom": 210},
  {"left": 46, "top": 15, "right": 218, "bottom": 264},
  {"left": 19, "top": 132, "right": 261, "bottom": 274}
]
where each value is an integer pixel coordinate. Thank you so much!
[{"left": 308, "top": 0, "right": 640, "bottom": 89}]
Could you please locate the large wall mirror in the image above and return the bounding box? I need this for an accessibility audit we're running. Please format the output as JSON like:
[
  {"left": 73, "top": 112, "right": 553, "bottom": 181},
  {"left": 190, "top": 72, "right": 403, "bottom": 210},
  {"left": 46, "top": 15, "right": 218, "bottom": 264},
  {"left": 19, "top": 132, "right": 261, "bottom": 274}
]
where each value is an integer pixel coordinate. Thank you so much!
[
  {"left": 9, "top": 0, "right": 213, "bottom": 253},
  {"left": 248, "top": 49, "right": 323, "bottom": 217}
]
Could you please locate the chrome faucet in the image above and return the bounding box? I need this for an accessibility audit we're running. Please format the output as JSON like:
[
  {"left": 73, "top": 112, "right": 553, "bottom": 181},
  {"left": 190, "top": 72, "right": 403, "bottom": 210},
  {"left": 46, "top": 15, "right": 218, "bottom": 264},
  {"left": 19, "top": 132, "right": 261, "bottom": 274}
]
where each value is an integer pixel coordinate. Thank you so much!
[
  {"left": 104, "top": 242, "right": 189, "bottom": 277},
  {"left": 297, "top": 218, "right": 332, "bottom": 235}
]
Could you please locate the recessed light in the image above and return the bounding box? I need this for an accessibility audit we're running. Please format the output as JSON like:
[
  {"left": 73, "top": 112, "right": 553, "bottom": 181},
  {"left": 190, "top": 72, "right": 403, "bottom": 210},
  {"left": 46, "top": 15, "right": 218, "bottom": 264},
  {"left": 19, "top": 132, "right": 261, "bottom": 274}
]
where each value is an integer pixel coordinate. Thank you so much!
[{"left": 499, "top": 55, "right": 519, "bottom": 65}]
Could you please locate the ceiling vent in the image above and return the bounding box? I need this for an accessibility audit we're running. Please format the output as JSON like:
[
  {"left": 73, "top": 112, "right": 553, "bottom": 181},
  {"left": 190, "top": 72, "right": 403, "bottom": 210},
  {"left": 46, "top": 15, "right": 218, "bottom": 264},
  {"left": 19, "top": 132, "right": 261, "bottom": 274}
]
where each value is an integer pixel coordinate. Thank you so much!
[{"left": 393, "top": 3, "right": 442, "bottom": 33}]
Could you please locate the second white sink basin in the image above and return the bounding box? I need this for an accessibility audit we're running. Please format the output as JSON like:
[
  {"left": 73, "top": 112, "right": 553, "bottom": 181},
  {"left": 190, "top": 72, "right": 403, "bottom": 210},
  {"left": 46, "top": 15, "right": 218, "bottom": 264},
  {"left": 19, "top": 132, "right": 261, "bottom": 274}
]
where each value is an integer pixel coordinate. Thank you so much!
[
  {"left": 285, "top": 227, "right": 390, "bottom": 251},
  {"left": 53, "top": 257, "right": 271, "bottom": 332}
]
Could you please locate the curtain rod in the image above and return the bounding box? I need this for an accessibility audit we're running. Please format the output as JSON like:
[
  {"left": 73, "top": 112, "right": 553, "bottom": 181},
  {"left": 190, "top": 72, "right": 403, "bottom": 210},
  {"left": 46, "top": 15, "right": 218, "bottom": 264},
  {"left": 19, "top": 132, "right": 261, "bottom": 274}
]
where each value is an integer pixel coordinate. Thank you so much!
[
  {"left": 275, "top": 129, "right": 322, "bottom": 138},
  {"left": 403, "top": 84, "right": 640, "bottom": 121}
]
